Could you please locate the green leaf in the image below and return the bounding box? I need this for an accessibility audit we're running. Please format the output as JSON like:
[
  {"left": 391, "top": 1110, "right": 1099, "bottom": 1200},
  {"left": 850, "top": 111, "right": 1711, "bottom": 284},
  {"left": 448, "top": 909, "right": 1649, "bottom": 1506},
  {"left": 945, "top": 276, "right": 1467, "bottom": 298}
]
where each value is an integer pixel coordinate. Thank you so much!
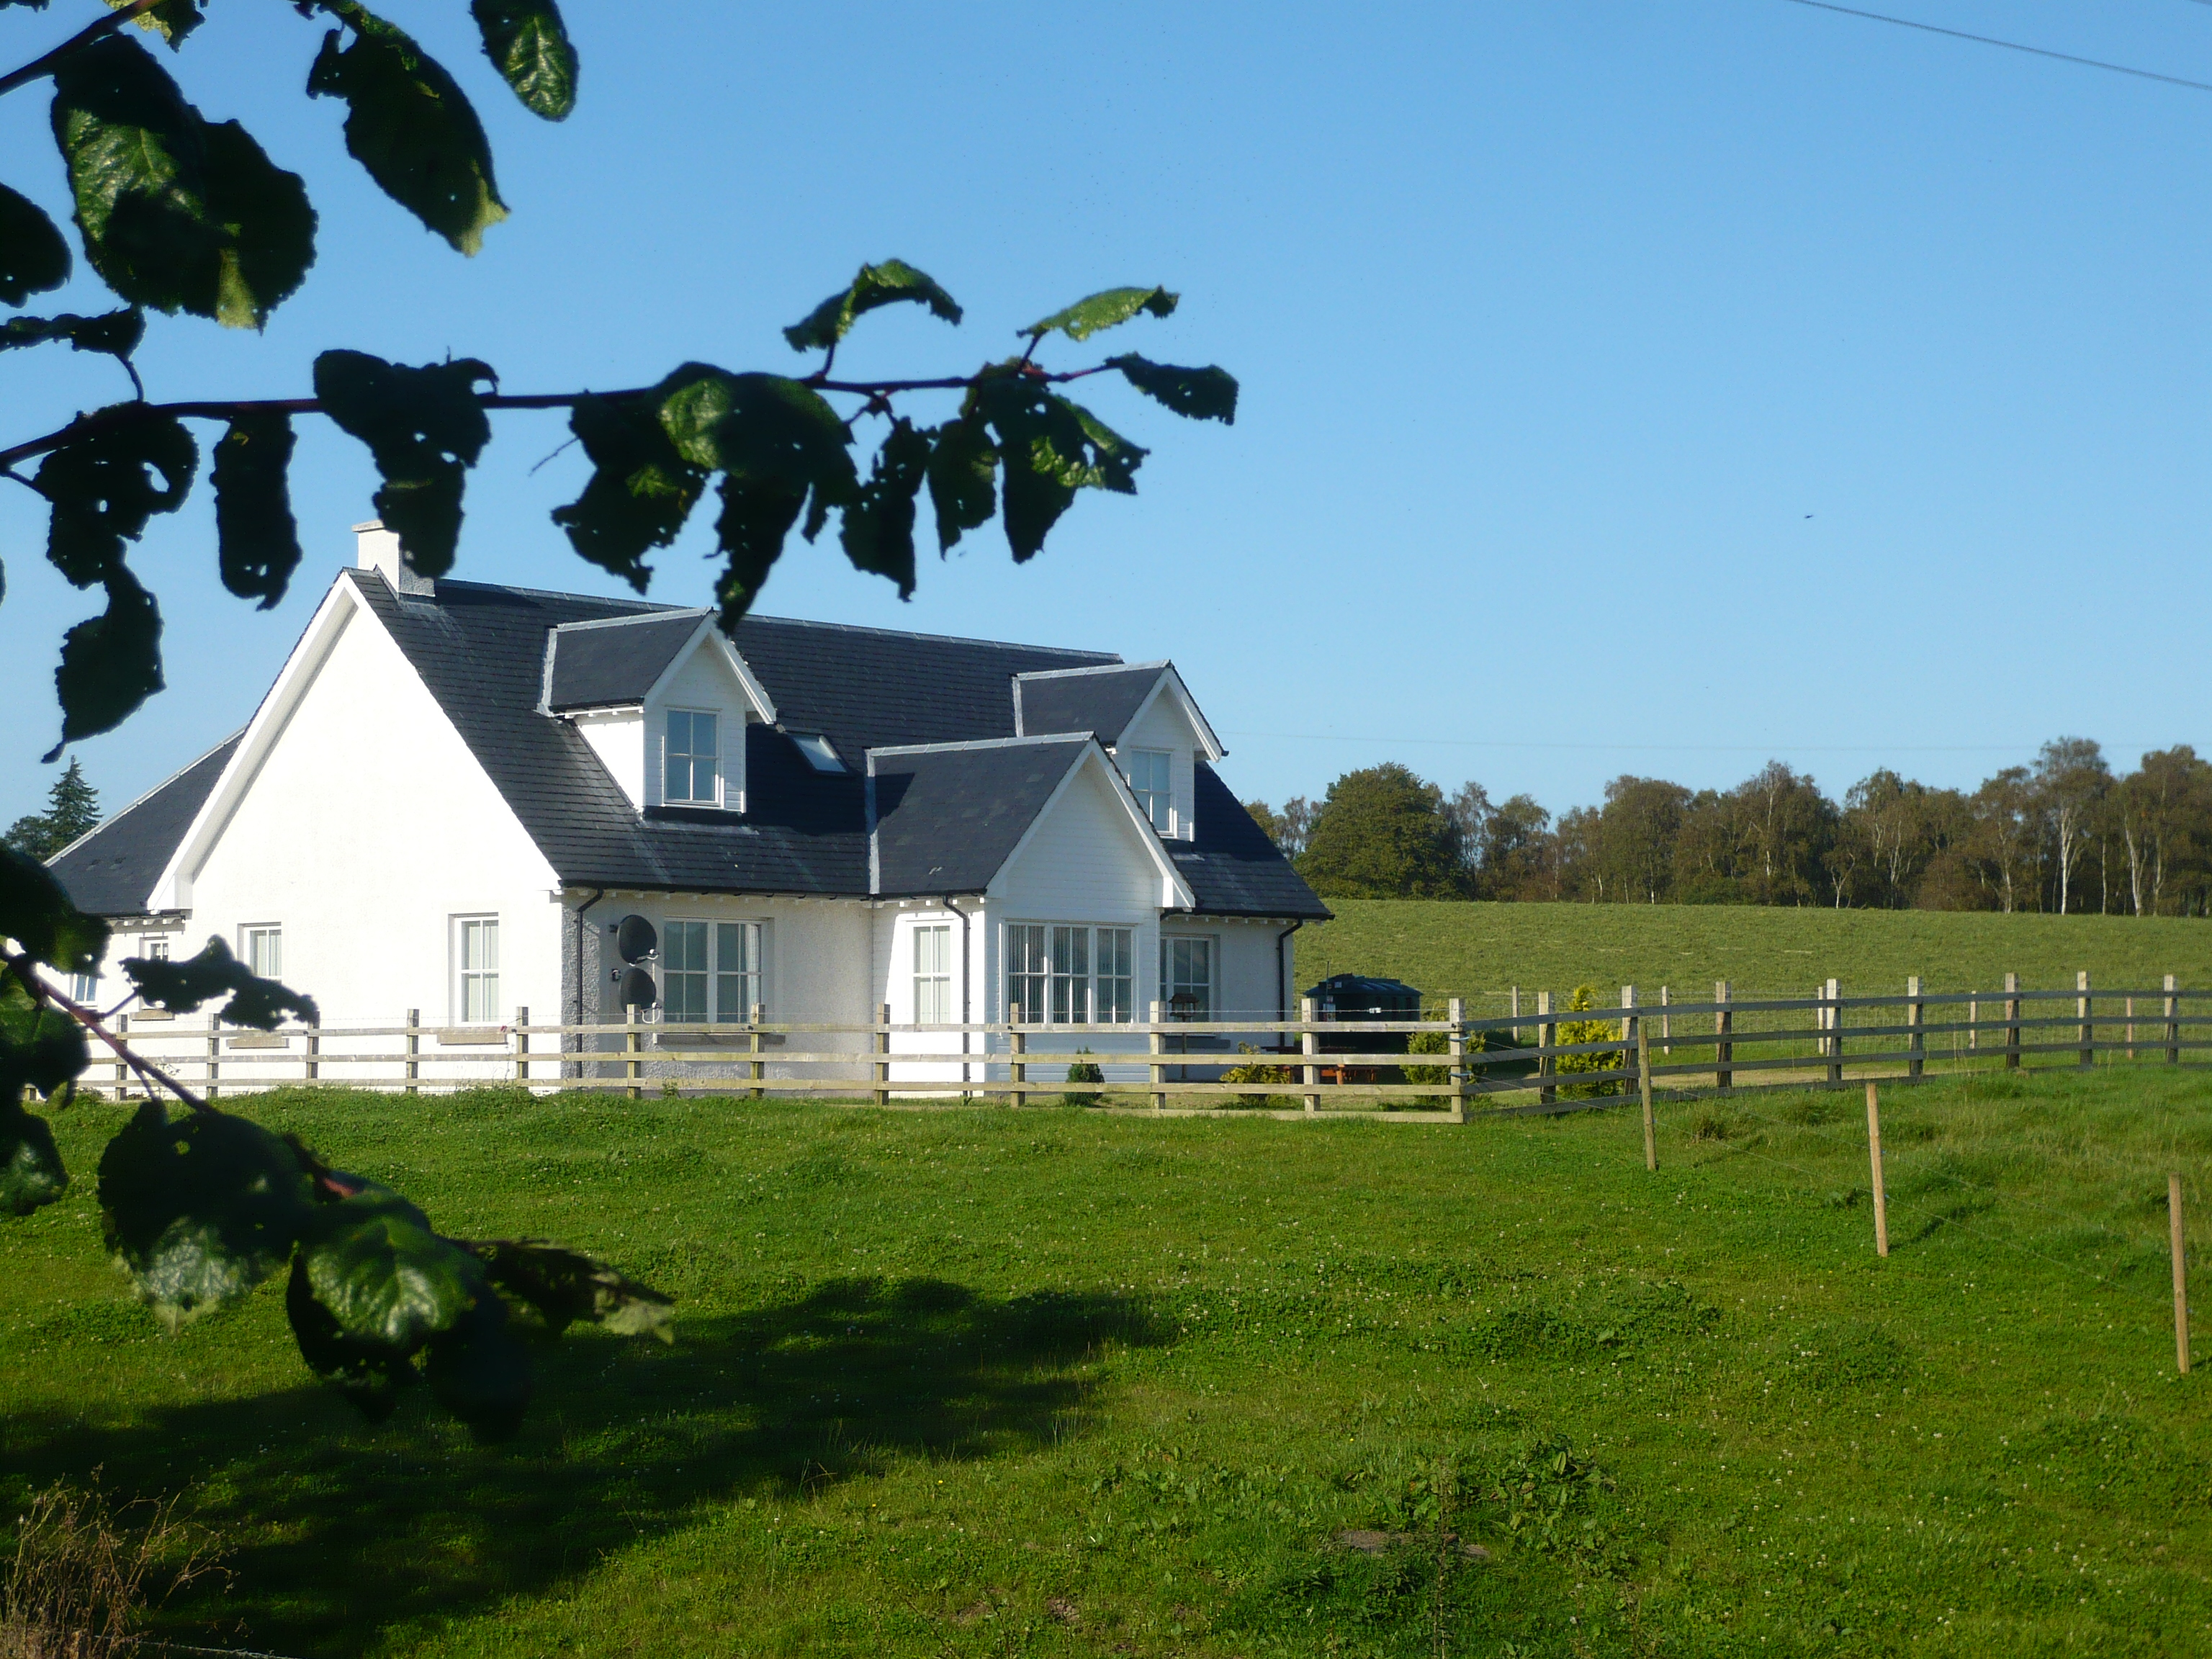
[
  {"left": 423, "top": 1295, "right": 531, "bottom": 1442},
  {"left": 50, "top": 37, "right": 315, "bottom": 326},
  {"left": 284, "top": 1249, "right": 413, "bottom": 1421},
  {"left": 0, "top": 845, "right": 110, "bottom": 974},
  {"left": 97, "top": 1099, "right": 316, "bottom": 1326},
  {"left": 108, "top": 0, "right": 204, "bottom": 47},
  {"left": 1106, "top": 353, "right": 1237, "bottom": 423},
  {"left": 469, "top": 0, "right": 576, "bottom": 121},
  {"left": 211, "top": 413, "right": 301, "bottom": 609},
  {"left": 924, "top": 414, "right": 995, "bottom": 554},
  {"left": 548, "top": 393, "right": 705, "bottom": 593},
  {"left": 783, "top": 259, "right": 962, "bottom": 354},
  {"left": 308, "top": 2, "right": 508, "bottom": 254},
  {"left": 313, "top": 349, "right": 496, "bottom": 577},
  {"left": 0, "top": 966, "right": 91, "bottom": 1098},
  {"left": 53, "top": 567, "right": 163, "bottom": 757},
  {"left": 0, "top": 1100, "right": 68, "bottom": 1220},
  {"left": 838, "top": 418, "right": 928, "bottom": 598},
  {"left": 122, "top": 935, "right": 320, "bottom": 1030},
  {"left": 0, "top": 307, "right": 144, "bottom": 360},
  {"left": 1021, "top": 284, "right": 1177, "bottom": 343},
  {"left": 297, "top": 1187, "right": 482, "bottom": 1349},
  {"left": 711, "top": 476, "right": 806, "bottom": 630},
  {"left": 35, "top": 408, "right": 197, "bottom": 588},
  {"left": 968, "top": 371, "right": 1147, "bottom": 561},
  {"left": 0, "top": 184, "right": 71, "bottom": 307},
  {"left": 462, "top": 1238, "right": 674, "bottom": 1341}
]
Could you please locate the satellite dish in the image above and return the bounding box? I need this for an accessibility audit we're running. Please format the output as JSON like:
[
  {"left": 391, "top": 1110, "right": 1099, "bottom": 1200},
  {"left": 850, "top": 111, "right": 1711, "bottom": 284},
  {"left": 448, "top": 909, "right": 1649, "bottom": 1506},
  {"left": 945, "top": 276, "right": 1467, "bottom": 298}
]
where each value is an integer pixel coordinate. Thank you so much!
[
  {"left": 615, "top": 914, "right": 657, "bottom": 963},
  {"left": 617, "top": 966, "right": 658, "bottom": 1008}
]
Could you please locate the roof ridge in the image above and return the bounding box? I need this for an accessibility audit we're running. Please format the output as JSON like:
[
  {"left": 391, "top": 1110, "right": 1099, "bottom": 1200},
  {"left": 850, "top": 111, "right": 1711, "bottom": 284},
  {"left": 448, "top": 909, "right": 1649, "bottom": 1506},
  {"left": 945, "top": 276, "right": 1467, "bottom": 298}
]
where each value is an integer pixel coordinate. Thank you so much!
[
  {"left": 1012, "top": 660, "right": 1169, "bottom": 683},
  {"left": 549, "top": 608, "right": 710, "bottom": 634},
  {"left": 867, "top": 732, "right": 1093, "bottom": 764}
]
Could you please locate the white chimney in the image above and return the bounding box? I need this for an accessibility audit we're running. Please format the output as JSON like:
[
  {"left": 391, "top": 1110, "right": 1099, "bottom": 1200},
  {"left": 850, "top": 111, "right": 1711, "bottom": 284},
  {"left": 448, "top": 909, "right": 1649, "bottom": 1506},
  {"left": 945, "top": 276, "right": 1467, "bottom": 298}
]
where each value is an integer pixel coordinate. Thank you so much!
[{"left": 354, "top": 519, "right": 433, "bottom": 595}]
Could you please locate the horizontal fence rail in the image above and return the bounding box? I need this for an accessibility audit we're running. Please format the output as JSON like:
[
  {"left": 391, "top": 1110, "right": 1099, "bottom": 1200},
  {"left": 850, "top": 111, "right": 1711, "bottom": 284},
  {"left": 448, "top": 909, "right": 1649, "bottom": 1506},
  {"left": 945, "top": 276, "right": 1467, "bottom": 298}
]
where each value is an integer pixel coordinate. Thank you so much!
[{"left": 81, "top": 976, "right": 2212, "bottom": 1120}]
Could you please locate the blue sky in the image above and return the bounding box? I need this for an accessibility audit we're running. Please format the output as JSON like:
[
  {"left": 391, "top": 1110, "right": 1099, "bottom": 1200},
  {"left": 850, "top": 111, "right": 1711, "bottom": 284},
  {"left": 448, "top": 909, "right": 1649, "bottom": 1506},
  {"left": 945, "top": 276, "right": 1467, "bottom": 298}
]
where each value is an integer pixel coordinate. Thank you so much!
[{"left": 4, "top": 0, "right": 2208, "bottom": 830}]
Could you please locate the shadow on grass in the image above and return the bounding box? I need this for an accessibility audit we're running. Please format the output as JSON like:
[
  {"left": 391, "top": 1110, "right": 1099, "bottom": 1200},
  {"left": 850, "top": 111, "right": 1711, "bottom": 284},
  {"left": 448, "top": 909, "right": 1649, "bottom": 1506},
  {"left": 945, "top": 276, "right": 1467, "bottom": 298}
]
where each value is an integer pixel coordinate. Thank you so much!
[{"left": 2, "top": 1277, "right": 1167, "bottom": 1658}]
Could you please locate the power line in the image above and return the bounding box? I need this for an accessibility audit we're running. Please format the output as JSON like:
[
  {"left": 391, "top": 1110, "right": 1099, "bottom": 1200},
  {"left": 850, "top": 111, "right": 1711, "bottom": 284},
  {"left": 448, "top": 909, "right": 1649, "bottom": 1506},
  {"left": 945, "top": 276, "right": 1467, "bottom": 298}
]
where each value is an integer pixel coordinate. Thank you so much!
[{"left": 1773, "top": 0, "right": 2212, "bottom": 93}]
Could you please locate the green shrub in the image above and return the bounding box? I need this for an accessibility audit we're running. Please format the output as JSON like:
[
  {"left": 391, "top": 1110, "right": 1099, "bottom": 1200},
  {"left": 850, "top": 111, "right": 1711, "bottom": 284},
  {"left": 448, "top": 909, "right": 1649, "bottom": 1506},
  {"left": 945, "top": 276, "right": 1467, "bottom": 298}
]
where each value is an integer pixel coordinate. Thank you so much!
[
  {"left": 1220, "top": 1043, "right": 1295, "bottom": 1108},
  {"left": 1064, "top": 1049, "right": 1103, "bottom": 1107},
  {"left": 1555, "top": 984, "right": 1624, "bottom": 1100}
]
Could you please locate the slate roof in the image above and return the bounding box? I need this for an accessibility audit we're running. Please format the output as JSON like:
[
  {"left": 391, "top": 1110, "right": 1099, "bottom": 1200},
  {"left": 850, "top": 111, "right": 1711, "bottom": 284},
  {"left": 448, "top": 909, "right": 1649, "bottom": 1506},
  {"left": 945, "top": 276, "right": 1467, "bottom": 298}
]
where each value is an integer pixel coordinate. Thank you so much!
[
  {"left": 868, "top": 737, "right": 1094, "bottom": 897},
  {"left": 1012, "top": 664, "right": 1166, "bottom": 745},
  {"left": 542, "top": 611, "right": 707, "bottom": 711},
  {"left": 53, "top": 569, "right": 1328, "bottom": 920},
  {"left": 48, "top": 733, "right": 241, "bottom": 917}
]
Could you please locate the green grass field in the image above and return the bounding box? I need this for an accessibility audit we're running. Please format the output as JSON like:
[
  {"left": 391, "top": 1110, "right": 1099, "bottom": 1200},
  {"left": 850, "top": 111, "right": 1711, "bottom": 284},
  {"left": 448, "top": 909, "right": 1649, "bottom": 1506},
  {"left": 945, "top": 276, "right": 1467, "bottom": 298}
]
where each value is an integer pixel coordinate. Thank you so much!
[
  {"left": 5, "top": 1069, "right": 2212, "bottom": 1657},
  {"left": 1296, "top": 900, "right": 2212, "bottom": 1011}
]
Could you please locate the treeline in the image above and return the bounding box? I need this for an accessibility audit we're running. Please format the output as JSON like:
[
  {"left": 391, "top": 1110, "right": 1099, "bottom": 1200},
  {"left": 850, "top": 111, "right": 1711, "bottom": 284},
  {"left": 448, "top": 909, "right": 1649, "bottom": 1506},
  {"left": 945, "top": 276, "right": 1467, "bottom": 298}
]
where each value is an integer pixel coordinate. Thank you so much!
[{"left": 1244, "top": 740, "right": 2212, "bottom": 916}]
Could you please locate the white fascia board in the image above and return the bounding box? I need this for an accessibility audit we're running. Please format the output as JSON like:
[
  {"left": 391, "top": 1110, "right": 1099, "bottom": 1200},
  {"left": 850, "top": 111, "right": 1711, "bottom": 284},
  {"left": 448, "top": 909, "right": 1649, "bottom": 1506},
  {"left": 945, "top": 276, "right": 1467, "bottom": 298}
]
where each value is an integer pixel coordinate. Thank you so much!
[
  {"left": 145, "top": 572, "right": 367, "bottom": 913},
  {"left": 642, "top": 616, "right": 778, "bottom": 725},
  {"left": 1118, "top": 665, "right": 1226, "bottom": 762},
  {"left": 984, "top": 739, "right": 1194, "bottom": 910}
]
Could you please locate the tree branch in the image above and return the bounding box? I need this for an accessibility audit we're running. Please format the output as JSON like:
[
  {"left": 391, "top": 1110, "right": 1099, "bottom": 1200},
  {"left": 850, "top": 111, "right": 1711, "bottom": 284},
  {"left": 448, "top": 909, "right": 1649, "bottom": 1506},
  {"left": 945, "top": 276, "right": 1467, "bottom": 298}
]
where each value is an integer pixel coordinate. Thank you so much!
[
  {"left": 0, "top": 362, "right": 1118, "bottom": 470},
  {"left": 0, "top": 0, "right": 164, "bottom": 101},
  {"left": 3, "top": 947, "right": 210, "bottom": 1113}
]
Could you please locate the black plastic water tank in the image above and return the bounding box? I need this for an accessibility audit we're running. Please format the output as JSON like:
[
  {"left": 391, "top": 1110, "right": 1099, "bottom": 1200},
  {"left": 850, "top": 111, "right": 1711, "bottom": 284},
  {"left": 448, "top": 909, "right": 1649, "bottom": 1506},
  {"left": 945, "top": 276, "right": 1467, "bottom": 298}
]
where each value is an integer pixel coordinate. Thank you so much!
[{"left": 1305, "top": 974, "right": 1421, "bottom": 1054}]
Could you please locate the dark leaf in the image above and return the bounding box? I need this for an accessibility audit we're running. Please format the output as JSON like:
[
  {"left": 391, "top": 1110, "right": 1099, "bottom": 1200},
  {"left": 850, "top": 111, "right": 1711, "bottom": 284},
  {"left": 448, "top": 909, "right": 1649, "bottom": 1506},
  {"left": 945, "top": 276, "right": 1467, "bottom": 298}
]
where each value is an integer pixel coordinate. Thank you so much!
[
  {"left": 469, "top": 0, "right": 576, "bottom": 120},
  {"left": 462, "top": 1238, "right": 675, "bottom": 1340},
  {"left": 109, "top": 0, "right": 205, "bottom": 47},
  {"left": 97, "top": 1099, "right": 316, "bottom": 1326},
  {"left": 211, "top": 413, "right": 301, "bottom": 608},
  {"left": 285, "top": 1249, "right": 412, "bottom": 1421},
  {"left": 783, "top": 258, "right": 961, "bottom": 353},
  {"left": 548, "top": 392, "right": 704, "bottom": 593},
  {"left": 655, "top": 367, "right": 856, "bottom": 499},
  {"left": 53, "top": 567, "right": 163, "bottom": 755},
  {"left": 50, "top": 38, "right": 313, "bottom": 326},
  {"left": 1021, "top": 284, "right": 1177, "bottom": 342},
  {"left": 0, "top": 307, "right": 144, "bottom": 360},
  {"left": 924, "top": 414, "right": 995, "bottom": 554},
  {"left": 838, "top": 417, "right": 927, "bottom": 598},
  {"left": 1106, "top": 353, "right": 1237, "bottom": 423},
  {"left": 0, "top": 966, "right": 91, "bottom": 1097},
  {"left": 313, "top": 349, "right": 495, "bottom": 576},
  {"left": 0, "top": 1100, "right": 68, "bottom": 1219},
  {"left": 307, "top": 2, "right": 508, "bottom": 253},
  {"left": 0, "top": 184, "right": 71, "bottom": 306},
  {"left": 296, "top": 1184, "right": 481, "bottom": 1349},
  {"left": 0, "top": 844, "right": 110, "bottom": 974},
  {"left": 35, "top": 408, "right": 197, "bottom": 587},
  {"left": 711, "top": 475, "right": 804, "bottom": 631},
  {"left": 969, "top": 372, "right": 1146, "bottom": 561},
  {"left": 122, "top": 935, "right": 319, "bottom": 1030},
  {"left": 423, "top": 1294, "right": 531, "bottom": 1442}
]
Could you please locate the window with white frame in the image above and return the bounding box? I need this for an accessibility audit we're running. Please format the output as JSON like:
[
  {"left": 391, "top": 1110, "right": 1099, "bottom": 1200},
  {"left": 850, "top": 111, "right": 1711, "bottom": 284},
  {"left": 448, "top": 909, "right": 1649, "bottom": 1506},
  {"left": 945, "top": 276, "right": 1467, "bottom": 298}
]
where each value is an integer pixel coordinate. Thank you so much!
[
  {"left": 1121, "top": 748, "right": 1172, "bottom": 832},
  {"left": 242, "top": 925, "right": 281, "bottom": 980},
  {"left": 1006, "top": 924, "right": 1134, "bottom": 1024},
  {"left": 664, "top": 709, "right": 719, "bottom": 804},
  {"left": 1161, "top": 935, "right": 1213, "bottom": 1020},
  {"left": 912, "top": 923, "right": 953, "bottom": 1025},
  {"left": 71, "top": 968, "right": 99, "bottom": 1003},
  {"left": 664, "top": 919, "right": 762, "bottom": 1022},
  {"left": 139, "top": 935, "right": 169, "bottom": 962},
  {"left": 455, "top": 917, "right": 500, "bottom": 1022}
]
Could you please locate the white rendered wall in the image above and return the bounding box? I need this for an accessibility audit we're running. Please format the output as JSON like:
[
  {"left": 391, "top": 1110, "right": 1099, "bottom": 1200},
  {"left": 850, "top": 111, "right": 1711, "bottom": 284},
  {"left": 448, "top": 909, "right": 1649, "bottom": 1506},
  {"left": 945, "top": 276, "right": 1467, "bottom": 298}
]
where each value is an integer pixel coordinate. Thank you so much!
[{"left": 575, "top": 711, "right": 644, "bottom": 809}]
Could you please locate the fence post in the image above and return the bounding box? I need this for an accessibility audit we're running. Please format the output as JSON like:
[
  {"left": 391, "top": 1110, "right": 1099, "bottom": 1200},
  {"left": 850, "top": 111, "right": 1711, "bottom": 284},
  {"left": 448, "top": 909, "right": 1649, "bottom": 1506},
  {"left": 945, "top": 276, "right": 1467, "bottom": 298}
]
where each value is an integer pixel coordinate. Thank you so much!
[
  {"left": 1620, "top": 984, "right": 1637, "bottom": 1093},
  {"left": 2128, "top": 996, "right": 2137, "bottom": 1062},
  {"left": 513, "top": 1004, "right": 527, "bottom": 1085},
  {"left": 874, "top": 1003, "right": 891, "bottom": 1107},
  {"left": 1301, "top": 997, "right": 1319, "bottom": 1113},
  {"left": 1447, "top": 996, "right": 1467, "bottom": 1125},
  {"left": 1537, "top": 990, "right": 1556, "bottom": 1106},
  {"left": 405, "top": 1008, "right": 419, "bottom": 1096},
  {"left": 2172, "top": 1174, "right": 2191, "bottom": 1375},
  {"left": 1866, "top": 1082, "right": 1889, "bottom": 1259},
  {"left": 1660, "top": 984, "right": 1671, "bottom": 1056},
  {"left": 1906, "top": 976, "right": 1923, "bottom": 1079},
  {"left": 1825, "top": 977, "right": 1843, "bottom": 1086},
  {"left": 1969, "top": 992, "right": 1978, "bottom": 1053},
  {"left": 626, "top": 1006, "right": 642, "bottom": 1101},
  {"left": 1149, "top": 999, "right": 1166, "bottom": 1112},
  {"left": 114, "top": 1012, "right": 129, "bottom": 1093},
  {"left": 1511, "top": 985, "right": 1521, "bottom": 1045},
  {"left": 305, "top": 1014, "right": 320, "bottom": 1085},
  {"left": 2166, "top": 974, "right": 2180, "bottom": 1065},
  {"left": 750, "top": 1001, "right": 765, "bottom": 1099},
  {"left": 1714, "top": 981, "right": 1732, "bottom": 1092},
  {"left": 2004, "top": 972, "right": 2021, "bottom": 1071},
  {"left": 1009, "top": 1004, "right": 1026, "bottom": 1105},
  {"left": 207, "top": 1018, "right": 220, "bottom": 1100},
  {"left": 1637, "top": 1023, "right": 1656, "bottom": 1172},
  {"left": 2078, "top": 971, "right": 2093, "bottom": 1069}
]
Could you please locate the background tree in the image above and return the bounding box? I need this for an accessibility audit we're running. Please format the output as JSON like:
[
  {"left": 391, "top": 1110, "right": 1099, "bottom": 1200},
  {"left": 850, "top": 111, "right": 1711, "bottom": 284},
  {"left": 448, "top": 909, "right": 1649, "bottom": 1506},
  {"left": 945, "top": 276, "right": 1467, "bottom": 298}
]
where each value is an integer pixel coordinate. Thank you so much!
[
  {"left": 1967, "top": 767, "right": 2037, "bottom": 913},
  {"left": 1478, "top": 793, "right": 1555, "bottom": 901},
  {"left": 1295, "top": 764, "right": 1465, "bottom": 899},
  {"left": 2032, "top": 737, "right": 2111, "bottom": 915},
  {"left": 1593, "top": 775, "right": 1689, "bottom": 904},
  {"left": 1442, "top": 780, "right": 1491, "bottom": 896},
  {"left": 1242, "top": 795, "right": 1314, "bottom": 860},
  {"left": 5, "top": 758, "right": 100, "bottom": 860}
]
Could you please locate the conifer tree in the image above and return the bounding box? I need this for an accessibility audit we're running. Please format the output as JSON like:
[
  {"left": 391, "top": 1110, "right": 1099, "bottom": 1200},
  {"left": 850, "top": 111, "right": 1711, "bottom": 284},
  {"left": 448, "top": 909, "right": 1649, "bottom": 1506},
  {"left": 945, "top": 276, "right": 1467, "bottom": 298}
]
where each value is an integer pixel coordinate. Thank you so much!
[{"left": 4, "top": 759, "right": 100, "bottom": 860}]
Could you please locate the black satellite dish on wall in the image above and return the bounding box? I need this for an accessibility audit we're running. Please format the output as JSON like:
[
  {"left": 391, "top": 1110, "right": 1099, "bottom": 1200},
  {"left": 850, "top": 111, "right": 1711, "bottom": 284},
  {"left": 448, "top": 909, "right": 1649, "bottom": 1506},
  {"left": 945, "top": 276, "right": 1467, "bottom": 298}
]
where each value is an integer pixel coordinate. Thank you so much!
[
  {"left": 617, "top": 966, "right": 658, "bottom": 1009},
  {"left": 615, "top": 914, "right": 657, "bottom": 963}
]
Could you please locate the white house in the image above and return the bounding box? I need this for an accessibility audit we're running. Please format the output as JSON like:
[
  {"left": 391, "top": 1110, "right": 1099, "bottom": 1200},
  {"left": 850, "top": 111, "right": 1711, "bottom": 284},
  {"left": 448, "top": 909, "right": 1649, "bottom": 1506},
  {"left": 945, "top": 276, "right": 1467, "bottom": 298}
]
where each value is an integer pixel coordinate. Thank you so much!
[{"left": 50, "top": 524, "right": 1330, "bottom": 1089}]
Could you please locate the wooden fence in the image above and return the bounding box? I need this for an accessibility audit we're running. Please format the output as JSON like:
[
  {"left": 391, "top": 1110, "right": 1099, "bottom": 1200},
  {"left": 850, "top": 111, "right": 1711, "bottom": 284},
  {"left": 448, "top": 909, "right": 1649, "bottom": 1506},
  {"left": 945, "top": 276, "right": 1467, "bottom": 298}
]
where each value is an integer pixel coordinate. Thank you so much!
[{"left": 94, "top": 974, "right": 2212, "bottom": 1119}]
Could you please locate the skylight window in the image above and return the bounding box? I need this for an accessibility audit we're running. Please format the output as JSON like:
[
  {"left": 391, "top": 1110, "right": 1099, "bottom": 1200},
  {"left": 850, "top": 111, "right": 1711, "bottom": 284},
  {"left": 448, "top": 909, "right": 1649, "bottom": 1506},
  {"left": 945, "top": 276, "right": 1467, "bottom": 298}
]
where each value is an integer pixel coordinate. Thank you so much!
[{"left": 792, "top": 733, "right": 845, "bottom": 774}]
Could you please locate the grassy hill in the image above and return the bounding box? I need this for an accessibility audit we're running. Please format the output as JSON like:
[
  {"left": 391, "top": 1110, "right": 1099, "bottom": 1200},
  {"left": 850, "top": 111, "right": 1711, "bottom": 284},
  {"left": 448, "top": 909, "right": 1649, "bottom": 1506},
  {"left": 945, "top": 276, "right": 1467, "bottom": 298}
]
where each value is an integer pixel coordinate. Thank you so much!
[
  {"left": 4, "top": 1072, "right": 2211, "bottom": 1656},
  {"left": 1296, "top": 899, "right": 2212, "bottom": 1012}
]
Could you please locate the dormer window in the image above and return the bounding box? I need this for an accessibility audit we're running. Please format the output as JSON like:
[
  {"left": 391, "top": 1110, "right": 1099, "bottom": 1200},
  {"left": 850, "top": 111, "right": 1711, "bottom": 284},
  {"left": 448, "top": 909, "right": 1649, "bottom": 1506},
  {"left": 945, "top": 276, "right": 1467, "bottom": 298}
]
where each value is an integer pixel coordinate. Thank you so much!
[
  {"left": 1123, "top": 748, "right": 1172, "bottom": 832},
  {"left": 665, "top": 709, "right": 719, "bottom": 804}
]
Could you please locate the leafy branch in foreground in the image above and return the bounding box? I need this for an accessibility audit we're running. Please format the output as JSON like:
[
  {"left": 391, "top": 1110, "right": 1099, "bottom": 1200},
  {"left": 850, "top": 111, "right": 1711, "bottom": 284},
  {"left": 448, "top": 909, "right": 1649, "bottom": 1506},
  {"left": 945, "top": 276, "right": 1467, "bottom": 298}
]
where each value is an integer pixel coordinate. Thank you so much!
[{"left": 0, "top": 845, "right": 670, "bottom": 1441}]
